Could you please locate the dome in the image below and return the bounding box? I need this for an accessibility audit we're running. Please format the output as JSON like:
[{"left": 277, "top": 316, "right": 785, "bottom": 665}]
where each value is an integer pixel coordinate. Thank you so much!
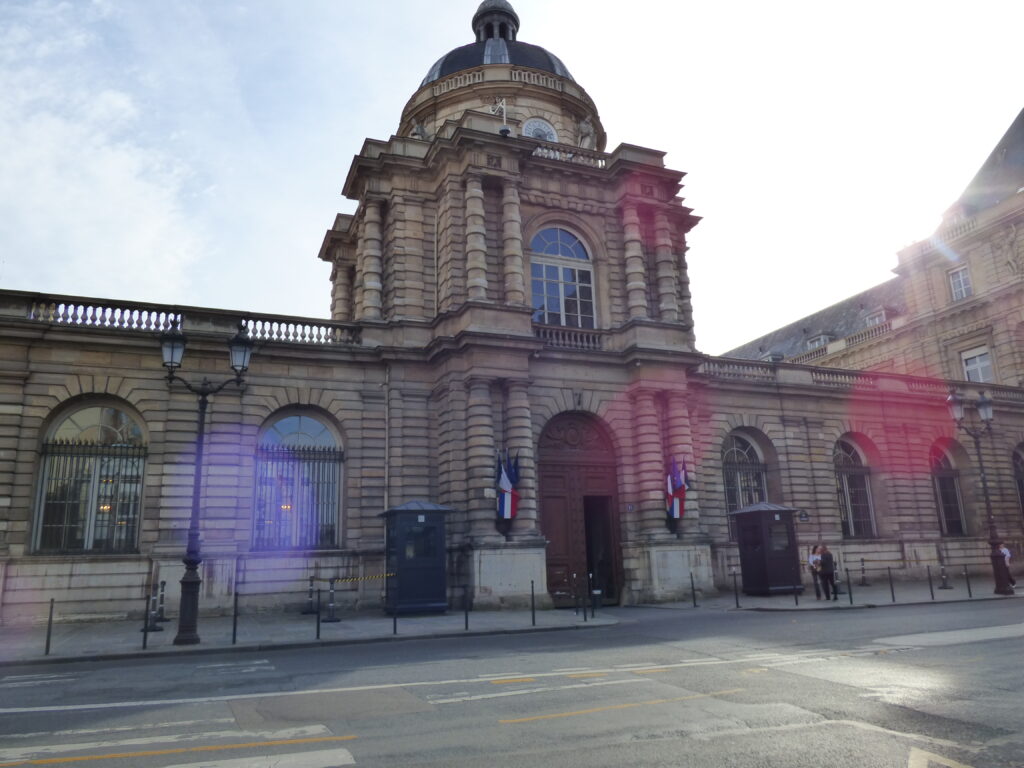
[{"left": 421, "top": 1, "right": 574, "bottom": 87}]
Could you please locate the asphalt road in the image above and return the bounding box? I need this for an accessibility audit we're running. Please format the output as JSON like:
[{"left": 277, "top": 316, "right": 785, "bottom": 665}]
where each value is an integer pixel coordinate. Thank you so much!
[{"left": 0, "top": 601, "right": 1021, "bottom": 767}]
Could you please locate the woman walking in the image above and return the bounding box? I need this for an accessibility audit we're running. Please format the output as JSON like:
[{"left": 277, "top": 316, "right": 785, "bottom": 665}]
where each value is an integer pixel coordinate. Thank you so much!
[{"left": 818, "top": 544, "right": 837, "bottom": 601}]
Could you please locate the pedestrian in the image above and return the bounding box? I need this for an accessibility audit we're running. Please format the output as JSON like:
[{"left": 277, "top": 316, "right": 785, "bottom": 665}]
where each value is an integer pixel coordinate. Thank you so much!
[
  {"left": 818, "top": 544, "right": 837, "bottom": 601},
  {"left": 997, "top": 542, "right": 1016, "bottom": 588},
  {"left": 808, "top": 544, "right": 822, "bottom": 599}
]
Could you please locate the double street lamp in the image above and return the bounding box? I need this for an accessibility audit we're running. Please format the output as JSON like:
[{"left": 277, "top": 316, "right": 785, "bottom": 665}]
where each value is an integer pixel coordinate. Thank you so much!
[
  {"left": 946, "top": 389, "right": 1015, "bottom": 595},
  {"left": 160, "top": 321, "right": 255, "bottom": 645}
]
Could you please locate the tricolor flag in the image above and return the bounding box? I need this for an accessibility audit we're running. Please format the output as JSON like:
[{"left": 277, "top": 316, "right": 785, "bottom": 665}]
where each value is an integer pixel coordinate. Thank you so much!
[
  {"left": 665, "top": 456, "right": 689, "bottom": 519},
  {"left": 497, "top": 450, "right": 520, "bottom": 520}
]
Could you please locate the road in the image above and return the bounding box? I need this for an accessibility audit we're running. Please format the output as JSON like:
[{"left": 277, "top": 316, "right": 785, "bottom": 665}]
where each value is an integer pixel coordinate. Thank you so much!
[{"left": 0, "top": 601, "right": 1021, "bottom": 767}]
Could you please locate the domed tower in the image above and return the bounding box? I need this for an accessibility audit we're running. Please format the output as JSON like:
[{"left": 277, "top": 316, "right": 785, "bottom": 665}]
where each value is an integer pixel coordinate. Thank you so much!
[
  {"left": 318, "top": 2, "right": 705, "bottom": 609},
  {"left": 400, "top": 0, "right": 606, "bottom": 151}
]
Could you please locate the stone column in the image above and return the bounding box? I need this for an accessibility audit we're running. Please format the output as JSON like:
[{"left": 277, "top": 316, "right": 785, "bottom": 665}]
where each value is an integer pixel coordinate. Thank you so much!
[
  {"left": 330, "top": 249, "right": 353, "bottom": 322},
  {"left": 466, "top": 377, "right": 499, "bottom": 541},
  {"left": 621, "top": 204, "right": 649, "bottom": 318},
  {"left": 654, "top": 209, "right": 679, "bottom": 322},
  {"left": 505, "top": 379, "right": 539, "bottom": 537},
  {"left": 631, "top": 387, "right": 667, "bottom": 537},
  {"left": 665, "top": 390, "right": 701, "bottom": 537},
  {"left": 465, "top": 175, "right": 488, "bottom": 301},
  {"left": 502, "top": 180, "right": 527, "bottom": 305},
  {"left": 359, "top": 199, "right": 384, "bottom": 321}
]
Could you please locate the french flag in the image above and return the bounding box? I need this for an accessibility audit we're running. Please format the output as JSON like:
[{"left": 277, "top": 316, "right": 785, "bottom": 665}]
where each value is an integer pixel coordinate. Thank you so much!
[
  {"left": 497, "top": 452, "right": 520, "bottom": 520},
  {"left": 665, "top": 456, "right": 688, "bottom": 519}
]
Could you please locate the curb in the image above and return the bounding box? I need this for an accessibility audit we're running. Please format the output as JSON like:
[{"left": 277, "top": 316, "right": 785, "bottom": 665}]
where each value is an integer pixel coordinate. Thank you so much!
[{"left": 0, "top": 619, "right": 615, "bottom": 669}]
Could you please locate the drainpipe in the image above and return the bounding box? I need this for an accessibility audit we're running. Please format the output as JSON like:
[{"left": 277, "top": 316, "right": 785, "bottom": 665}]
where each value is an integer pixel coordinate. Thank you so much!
[{"left": 383, "top": 364, "right": 391, "bottom": 512}]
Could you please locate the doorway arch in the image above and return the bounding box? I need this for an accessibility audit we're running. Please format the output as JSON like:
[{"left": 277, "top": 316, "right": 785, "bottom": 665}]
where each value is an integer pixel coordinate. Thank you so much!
[{"left": 537, "top": 412, "right": 622, "bottom": 606}]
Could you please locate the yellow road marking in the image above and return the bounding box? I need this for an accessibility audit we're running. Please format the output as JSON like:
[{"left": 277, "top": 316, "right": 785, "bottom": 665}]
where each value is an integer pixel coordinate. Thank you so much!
[
  {"left": 742, "top": 668, "right": 768, "bottom": 675},
  {"left": 0, "top": 735, "right": 357, "bottom": 767},
  {"left": 489, "top": 678, "right": 537, "bottom": 685},
  {"left": 499, "top": 688, "right": 744, "bottom": 724},
  {"left": 565, "top": 673, "right": 606, "bottom": 679},
  {"left": 630, "top": 668, "right": 670, "bottom": 675}
]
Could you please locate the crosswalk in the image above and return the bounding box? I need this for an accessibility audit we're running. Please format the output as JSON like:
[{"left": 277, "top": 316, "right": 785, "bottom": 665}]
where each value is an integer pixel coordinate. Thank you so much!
[{"left": 0, "top": 722, "right": 357, "bottom": 767}]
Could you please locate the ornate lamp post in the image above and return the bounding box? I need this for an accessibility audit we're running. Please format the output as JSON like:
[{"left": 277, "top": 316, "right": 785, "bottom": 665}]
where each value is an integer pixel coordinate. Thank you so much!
[
  {"left": 946, "top": 389, "right": 1014, "bottom": 595},
  {"left": 160, "top": 320, "right": 254, "bottom": 644}
]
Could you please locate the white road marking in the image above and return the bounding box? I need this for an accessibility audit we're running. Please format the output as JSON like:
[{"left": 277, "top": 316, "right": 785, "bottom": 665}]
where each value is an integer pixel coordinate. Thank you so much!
[
  {"left": 159, "top": 748, "right": 356, "bottom": 768},
  {"left": 476, "top": 672, "right": 526, "bottom": 678},
  {"left": 907, "top": 746, "right": 975, "bottom": 767},
  {"left": 552, "top": 667, "right": 594, "bottom": 672},
  {"left": 432, "top": 677, "right": 651, "bottom": 704},
  {"left": 0, "top": 725, "right": 331, "bottom": 761},
  {"left": 2, "top": 717, "right": 236, "bottom": 740},
  {"left": 876, "top": 623, "right": 1024, "bottom": 647},
  {"left": 0, "top": 673, "right": 76, "bottom": 689},
  {"left": 0, "top": 645, "right": 914, "bottom": 715},
  {"left": 196, "top": 660, "right": 271, "bottom": 669}
]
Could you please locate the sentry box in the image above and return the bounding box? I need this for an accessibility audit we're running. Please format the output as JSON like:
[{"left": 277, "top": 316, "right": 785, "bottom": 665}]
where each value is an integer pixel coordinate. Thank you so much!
[
  {"left": 382, "top": 501, "right": 452, "bottom": 615},
  {"left": 727, "top": 502, "right": 804, "bottom": 596}
]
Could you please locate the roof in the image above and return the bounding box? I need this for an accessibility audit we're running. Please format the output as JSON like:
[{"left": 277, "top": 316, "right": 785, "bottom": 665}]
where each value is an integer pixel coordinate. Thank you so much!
[
  {"left": 949, "top": 107, "right": 1024, "bottom": 217},
  {"left": 421, "top": 39, "right": 573, "bottom": 87},
  {"left": 724, "top": 277, "right": 906, "bottom": 361}
]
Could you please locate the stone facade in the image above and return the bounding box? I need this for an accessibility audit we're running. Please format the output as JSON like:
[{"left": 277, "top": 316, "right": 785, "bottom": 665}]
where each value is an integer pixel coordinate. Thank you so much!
[{"left": 1, "top": 3, "right": 1022, "bottom": 625}]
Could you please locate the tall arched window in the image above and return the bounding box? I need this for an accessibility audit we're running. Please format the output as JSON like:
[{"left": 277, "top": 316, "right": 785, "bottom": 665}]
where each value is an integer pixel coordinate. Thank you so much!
[
  {"left": 722, "top": 434, "right": 766, "bottom": 540},
  {"left": 34, "top": 404, "right": 146, "bottom": 553},
  {"left": 529, "top": 227, "right": 594, "bottom": 329},
  {"left": 1014, "top": 446, "right": 1024, "bottom": 523},
  {"left": 931, "top": 444, "right": 965, "bottom": 536},
  {"left": 253, "top": 412, "right": 344, "bottom": 550},
  {"left": 834, "top": 440, "right": 875, "bottom": 538}
]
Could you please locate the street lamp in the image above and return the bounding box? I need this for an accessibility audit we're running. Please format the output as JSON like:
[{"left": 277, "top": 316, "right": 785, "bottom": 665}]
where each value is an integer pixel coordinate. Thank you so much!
[
  {"left": 160, "top": 320, "right": 255, "bottom": 644},
  {"left": 946, "top": 389, "right": 1014, "bottom": 595}
]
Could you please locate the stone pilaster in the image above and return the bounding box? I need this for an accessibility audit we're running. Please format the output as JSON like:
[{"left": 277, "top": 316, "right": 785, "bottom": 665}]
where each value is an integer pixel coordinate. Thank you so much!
[
  {"left": 359, "top": 199, "right": 384, "bottom": 321},
  {"left": 466, "top": 377, "right": 499, "bottom": 542},
  {"left": 631, "top": 388, "right": 667, "bottom": 537},
  {"left": 501, "top": 180, "right": 527, "bottom": 305},
  {"left": 505, "top": 379, "right": 539, "bottom": 537},
  {"left": 330, "top": 251, "right": 353, "bottom": 322},
  {"left": 621, "top": 203, "right": 649, "bottom": 318},
  {"left": 654, "top": 209, "right": 679, "bottom": 322},
  {"left": 465, "top": 175, "right": 488, "bottom": 301}
]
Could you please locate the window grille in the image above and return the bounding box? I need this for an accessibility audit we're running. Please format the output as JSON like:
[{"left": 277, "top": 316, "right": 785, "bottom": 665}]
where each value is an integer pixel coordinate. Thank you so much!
[
  {"left": 931, "top": 446, "right": 965, "bottom": 536},
  {"left": 36, "top": 441, "right": 146, "bottom": 553},
  {"left": 253, "top": 446, "right": 343, "bottom": 550},
  {"left": 722, "top": 434, "right": 767, "bottom": 541},
  {"left": 834, "top": 441, "right": 875, "bottom": 538}
]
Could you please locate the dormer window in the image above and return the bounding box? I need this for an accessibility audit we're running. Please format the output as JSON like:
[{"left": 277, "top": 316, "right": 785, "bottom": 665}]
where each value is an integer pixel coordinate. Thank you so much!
[
  {"left": 864, "top": 310, "right": 886, "bottom": 327},
  {"left": 806, "top": 334, "right": 830, "bottom": 351}
]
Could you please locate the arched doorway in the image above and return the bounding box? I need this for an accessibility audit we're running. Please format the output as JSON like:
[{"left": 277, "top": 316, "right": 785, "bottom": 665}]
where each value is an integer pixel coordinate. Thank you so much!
[{"left": 538, "top": 412, "right": 622, "bottom": 606}]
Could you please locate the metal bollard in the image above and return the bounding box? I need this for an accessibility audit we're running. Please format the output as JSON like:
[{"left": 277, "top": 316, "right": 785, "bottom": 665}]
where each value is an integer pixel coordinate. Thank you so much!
[
  {"left": 302, "top": 576, "right": 316, "bottom": 614},
  {"left": 322, "top": 578, "right": 341, "bottom": 623},
  {"left": 690, "top": 571, "right": 698, "bottom": 608},
  {"left": 464, "top": 584, "right": 470, "bottom": 631},
  {"left": 732, "top": 570, "right": 740, "bottom": 608},
  {"left": 45, "top": 598, "right": 55, "bottom": 656},
  {"left": 591, "top": 588, "right": 599, "bottom": 618},
  {"left": 141, "top": 590, "right": 150, "bottom": 650},
  {"left": 793, "top": 582, "right": 799, "bottom": 607},
  {"left": 572, "top": 572, "right": 578, "bottom": 616},
  {"left": 858, "top": 558, "right": 870, "bottom": 587},
  {"left": 845, "top": 568, "right": 854, "bottom": 605},
  {"left": 963, "top": 565, "right": 973, "bottom": 598},
  {"left": 888, "top": 566, "right": 895, "bottom": 603},
  {"left": 833, "top": 558, "right": 843, "bottom": 595},
  {"left": 316, "top": 589, "right": 321, "bottom": 640},
  {"left": 938, "top": 564, "right": 953, "bottom": 590},
  {"left": 393, "top": 611, "right": 397, "bottom": 636},
  {"left": 156, "top": 580, "right": 169, "bottom": 622},
  {"left": 531, "top": 579, "right": 536, "bottom": 627},
  {"left": 141, "top": 582, "right": 163, "bottom": 633},
  {"left": 927, "top": 565, "right": 935, "bottom": 600},
  {"left": 232, "top": 591, "right": 239, "bottom": 645}
]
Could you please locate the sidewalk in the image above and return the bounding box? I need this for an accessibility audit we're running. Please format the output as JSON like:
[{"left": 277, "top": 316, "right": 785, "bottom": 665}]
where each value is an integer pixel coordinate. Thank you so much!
[{"left": 0, "top": 574, "right": 1017, "bottom": 667}]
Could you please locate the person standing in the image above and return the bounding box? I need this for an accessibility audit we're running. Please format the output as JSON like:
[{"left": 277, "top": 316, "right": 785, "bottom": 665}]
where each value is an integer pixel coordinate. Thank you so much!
[
  {"left": 997, "top": 542, "right": 1016, "bottom": 588},
  {"left": 808, "top": 545, "right": 823, "bottom": 599},
  {"left": 818, "top": 544, "right": 837, "bottom": 601}
]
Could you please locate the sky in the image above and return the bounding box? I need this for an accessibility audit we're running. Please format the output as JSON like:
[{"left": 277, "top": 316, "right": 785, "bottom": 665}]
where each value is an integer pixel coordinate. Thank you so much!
[{"left": 1, "top": 1, "right": 1021, "bottom": 355}]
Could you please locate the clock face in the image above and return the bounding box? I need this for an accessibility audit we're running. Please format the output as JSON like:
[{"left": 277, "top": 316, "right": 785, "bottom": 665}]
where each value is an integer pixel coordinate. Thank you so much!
[{"left": 523, "top": 118, "right": 557, "bottom": 143}]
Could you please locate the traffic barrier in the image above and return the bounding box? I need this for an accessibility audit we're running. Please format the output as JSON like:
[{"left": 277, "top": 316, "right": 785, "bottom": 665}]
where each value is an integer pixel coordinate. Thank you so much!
[
  {"left": 322, "top": 578, "right": 341, "bottom": 623},
  {"left": 156, "top": 580, "right": 169, "bottom": 622},
  {"left": 141, "top": 582, "right": 163, "bottom": 633},
  {"left": 44, "top": 598, "right": 54, "bottom": 656}
]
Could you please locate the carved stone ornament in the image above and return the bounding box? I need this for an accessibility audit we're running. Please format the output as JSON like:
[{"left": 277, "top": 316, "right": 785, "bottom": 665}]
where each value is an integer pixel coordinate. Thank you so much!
[
  {"left": 992, "top": 223, "right": 1021, "bottom": 275},
  {"left": 539, "top": 413, "right": 613, "bottom": 458}
]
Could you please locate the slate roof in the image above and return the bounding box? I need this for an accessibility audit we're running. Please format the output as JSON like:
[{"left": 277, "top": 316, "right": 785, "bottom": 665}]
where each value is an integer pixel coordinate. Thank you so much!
[
  {"left": 723, "top": 277, "right": 906, "bottom": 361},
  {"left": 421, "top": 39, "right": 573, "bottom": 87},
  {"left": 949, "top": 107, "right": 1024, "bottom": 217}
]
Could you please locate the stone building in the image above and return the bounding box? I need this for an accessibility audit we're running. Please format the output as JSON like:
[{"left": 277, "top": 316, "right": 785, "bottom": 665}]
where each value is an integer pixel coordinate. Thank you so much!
[{"left": 1, "top": 1, "right": 1022, "bottom": 624}]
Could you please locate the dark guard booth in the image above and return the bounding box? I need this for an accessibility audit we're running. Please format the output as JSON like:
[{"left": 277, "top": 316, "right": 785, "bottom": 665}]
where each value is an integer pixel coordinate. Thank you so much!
[
  {"left": 382, "top": 501, "right": 451, "bottom": 615},
  {"left": 728, "top": 502, "right": 803, "bottom": 596}
]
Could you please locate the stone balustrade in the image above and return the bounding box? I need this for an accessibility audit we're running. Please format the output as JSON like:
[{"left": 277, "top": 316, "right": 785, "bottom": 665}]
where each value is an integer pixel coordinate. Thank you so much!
[
  {"left": 533, "top": 324, "right": 604, "bottom": 351},
  {"left": 530, "top": 140, "right": 608, "bottom": 169}
]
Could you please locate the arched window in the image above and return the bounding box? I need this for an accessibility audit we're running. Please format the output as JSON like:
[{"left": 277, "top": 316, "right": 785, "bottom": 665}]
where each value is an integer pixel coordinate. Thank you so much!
[
  {"left": 529, "top": 227, "right": 594, "bottom": 329},
  {"left": 34, "top": 404, "right": 146, "bottom": 553},
  {"left": 722, "top": 434, "right": 766, "bottom": 540},
  {"left": 1014, "top": 446, "right": 1024, "bottom": 522},
  {"left": 931, "top": 444, "right": 965, "bottom": 536},
  {"left": 834, "top": 440, "right": 875, "bottom": 538},
  {"left": 253, "top": 412, "right": 343, "bottom": 550}
]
